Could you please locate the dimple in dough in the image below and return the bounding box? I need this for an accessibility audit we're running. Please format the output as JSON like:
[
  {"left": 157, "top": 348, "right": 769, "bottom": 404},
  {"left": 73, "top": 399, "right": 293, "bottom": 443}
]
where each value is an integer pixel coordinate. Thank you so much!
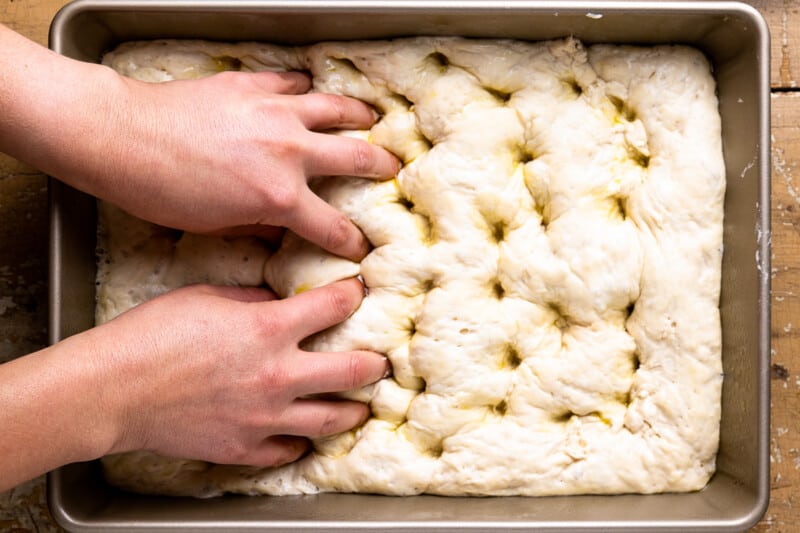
[{"left": 98, "top": 37, "right": 725, "bottom": 498}]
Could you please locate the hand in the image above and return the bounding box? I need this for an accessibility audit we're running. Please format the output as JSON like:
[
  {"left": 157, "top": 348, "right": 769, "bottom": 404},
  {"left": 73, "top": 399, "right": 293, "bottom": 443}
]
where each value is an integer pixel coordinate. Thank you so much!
[
  {"left": 0, "top": 277, "right": 387, "bottom": 487},
  {"left": 103, "top": 71, "right": 399, "bottom": 259},
  {"left": 96, "top": 71, "right": 400, "bottom": 260},
  {"left": 0, "top": 27, "right": 399, "bottom": 260},
  {"left": 87, "top": 277, "right": 387, "bottom": 467}
]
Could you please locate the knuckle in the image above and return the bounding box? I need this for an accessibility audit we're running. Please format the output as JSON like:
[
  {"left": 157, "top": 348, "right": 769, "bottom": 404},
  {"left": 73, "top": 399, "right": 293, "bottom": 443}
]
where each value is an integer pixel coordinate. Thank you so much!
[
  {"left": 325, "top": 283, "right": 357, "bottom": 320},
  {"left": 317, "top": 409, "right": 341, "bottom": 436},
  {"left": 216, "top": 71, "right": 259, "bottom": 97},
  {"left": 344, "top": 354, "right": 365, "bottom": 390},
  {"left": 352, "top": 141, "right": 376, "bottom": 175},
  {"left": 325, "top": 213, "right": 353, "bottom": 251},
  {"left": 256, "top": 359, "right": 295, "bottom": 393},
  {"left": 268, "top": 180, "right": 302, "bottom": 215},
  {"left": 273, "top": 133, "right": 304, "bottom": 158},
  {"left": 329, "top": 95, "right": 350, "bottom": 124}
]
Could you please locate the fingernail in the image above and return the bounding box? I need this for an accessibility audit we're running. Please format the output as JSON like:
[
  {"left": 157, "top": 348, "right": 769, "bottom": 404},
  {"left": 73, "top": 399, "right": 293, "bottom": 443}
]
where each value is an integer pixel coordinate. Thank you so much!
[
  {"left": 356, "top": 275, "right": 369, "bottom": 297},
  {"left": 381, "top": 356, "right": 393, "bottom": 379},
  {"left": 352, "top": 233, "right": 371, "bottom": 262}
]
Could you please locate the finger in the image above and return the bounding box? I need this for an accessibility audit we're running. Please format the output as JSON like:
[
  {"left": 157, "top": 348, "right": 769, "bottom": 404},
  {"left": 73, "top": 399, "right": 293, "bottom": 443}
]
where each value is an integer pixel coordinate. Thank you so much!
[
  {"left": 286, "top": 189, "right": 369, "bottom": 260},
  {"left": 242, "top": 435, "right": 309, "bottom": 467},
  {"left": 251, "top": 70, "right": 312, "bottom": 95},
  {"left": 303, "top": 133, "right": 400, "bottom": 179},
  {"left": 292, "top": 350, "right": 390, "bottom": 396},
  {"left": 273, "top": 277, "right": 365, "bottom": 338},
  {"left": 294, "top": 93, "right": 379, "bottom": 131},
  {"left": 194, "top": 284, "right": 278, "bottom": 303},
  {"left": 274, "top": 399, "right": 371, "bottom": 438}
]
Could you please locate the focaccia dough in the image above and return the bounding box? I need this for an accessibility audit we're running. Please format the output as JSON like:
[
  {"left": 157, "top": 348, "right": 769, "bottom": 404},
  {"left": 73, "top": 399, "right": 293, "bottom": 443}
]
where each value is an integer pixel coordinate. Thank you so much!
[{"left": 98, "top": 37, "right": 725, "bottom": 497}]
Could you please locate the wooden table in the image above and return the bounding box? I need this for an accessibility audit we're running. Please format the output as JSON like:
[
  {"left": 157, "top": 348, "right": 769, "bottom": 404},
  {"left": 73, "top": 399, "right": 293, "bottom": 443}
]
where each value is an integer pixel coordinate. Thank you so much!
[{"left": 0, "top": 0, "right": 797, "bottom": 530}]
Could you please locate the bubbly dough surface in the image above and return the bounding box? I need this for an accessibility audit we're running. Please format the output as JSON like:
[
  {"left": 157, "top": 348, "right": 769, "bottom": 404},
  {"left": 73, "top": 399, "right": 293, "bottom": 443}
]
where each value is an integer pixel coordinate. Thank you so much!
[{"left": 98, "top": 37, "right": 725, "bottom": 497}]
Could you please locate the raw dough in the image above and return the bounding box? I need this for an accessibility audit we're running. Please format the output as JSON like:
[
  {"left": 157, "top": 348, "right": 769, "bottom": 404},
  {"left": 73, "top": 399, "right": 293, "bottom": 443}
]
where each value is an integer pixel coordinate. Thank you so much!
[{"left": 98, "top": 37, "right": 725, "bottom": 497}]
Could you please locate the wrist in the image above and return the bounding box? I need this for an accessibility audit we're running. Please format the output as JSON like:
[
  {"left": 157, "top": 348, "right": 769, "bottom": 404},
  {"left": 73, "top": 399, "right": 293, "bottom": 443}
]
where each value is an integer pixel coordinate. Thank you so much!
[
  {"left": 0, "top": 24, "right": 129, "bottom": 196},
  {"left": 42, "top": 335, "right": 127, "bottom": 462},
  {"left": 55, "top": 327, "right": 148, "bottom": 459},
  {"left": 0, "top": 335, "right": 127, "bottom": 489}
]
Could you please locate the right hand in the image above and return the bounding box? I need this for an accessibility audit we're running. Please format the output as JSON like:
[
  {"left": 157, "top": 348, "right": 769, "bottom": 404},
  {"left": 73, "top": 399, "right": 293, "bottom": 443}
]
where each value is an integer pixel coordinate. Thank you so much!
[{"left": 80, "top": 277, "right": 387, "bottom": 467}]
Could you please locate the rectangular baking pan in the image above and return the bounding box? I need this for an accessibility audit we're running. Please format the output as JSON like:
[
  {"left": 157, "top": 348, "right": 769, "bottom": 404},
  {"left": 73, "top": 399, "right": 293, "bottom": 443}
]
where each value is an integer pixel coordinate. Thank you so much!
[{"left": 47, "top": 1, "right": 771, "bottom": 531}]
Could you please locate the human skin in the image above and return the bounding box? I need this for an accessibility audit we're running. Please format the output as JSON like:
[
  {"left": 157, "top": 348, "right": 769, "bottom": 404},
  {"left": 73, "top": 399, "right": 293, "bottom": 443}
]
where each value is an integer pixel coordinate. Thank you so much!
[
  {"left": 0, "top": 279, "right": 388, "bottom": 492},
  {"left": 0, "top": 24, "right": 399, "bottom": 260},
  {"left": 0, "top": 24, "right": 396, "bottom": 491}
]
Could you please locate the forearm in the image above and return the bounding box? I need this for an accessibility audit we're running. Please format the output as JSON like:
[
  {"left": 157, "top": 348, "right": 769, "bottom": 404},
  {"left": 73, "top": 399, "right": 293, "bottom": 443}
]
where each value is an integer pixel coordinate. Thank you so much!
[
  {"left": 0, "top": 23, "right": 128, "bottom": 197},
  {"left": 0, "top": 278, "right": 388, "bottom": 491},
  {"left": 0, "top": 335, "right": 121, "bottom": 491}
]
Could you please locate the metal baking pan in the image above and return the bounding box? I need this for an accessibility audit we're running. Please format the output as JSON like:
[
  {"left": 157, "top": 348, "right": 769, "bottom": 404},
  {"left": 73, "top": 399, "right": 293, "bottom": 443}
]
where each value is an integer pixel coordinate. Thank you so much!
[{"left": 47, "top": 1, "right": 771, "bottom": 531}]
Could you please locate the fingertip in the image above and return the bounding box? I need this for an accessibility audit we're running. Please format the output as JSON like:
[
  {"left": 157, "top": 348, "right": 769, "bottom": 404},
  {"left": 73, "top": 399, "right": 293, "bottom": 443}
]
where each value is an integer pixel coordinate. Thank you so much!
[
  {"left": 369, "top": 107, "right": 381, "bottom": 124},
  {"left": 289, "top": 190, "right": 369, "bottom": 260},
  {"left": 353, "top": 137, "right": 402, "bottom": 180},
  {"left": 362, "top": 351, "right": 392, "bottom": 384},
  {"left": 342, "top": 349, "right": 392, "bottom": 389},
  {"left": 353, "top": 401, "right": 372, "bottom": 427},
  {"left": 280, "top": 277, "right": 365, "bottom": 338},
  {"left": 385, "top": 152, "right": 403, "bottom": 179},
  {"left": 346, "top": 229, "right": 371, "bottom": 262},
  {"left": 325, "top": 212, "right": 365, "bottom": 261},
  {"left": 330, "top": 277, "right": 367, "bottom": 313}
]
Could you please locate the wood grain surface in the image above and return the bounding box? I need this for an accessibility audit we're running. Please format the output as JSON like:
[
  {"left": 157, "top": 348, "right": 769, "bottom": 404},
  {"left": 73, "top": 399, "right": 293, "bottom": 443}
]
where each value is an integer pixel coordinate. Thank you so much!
[
  {"left": 0, "top": 0, "right": 58, "bottom": 527},
  {"left": 0, "top": 0, "right": 797, "bottom": 531}
]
